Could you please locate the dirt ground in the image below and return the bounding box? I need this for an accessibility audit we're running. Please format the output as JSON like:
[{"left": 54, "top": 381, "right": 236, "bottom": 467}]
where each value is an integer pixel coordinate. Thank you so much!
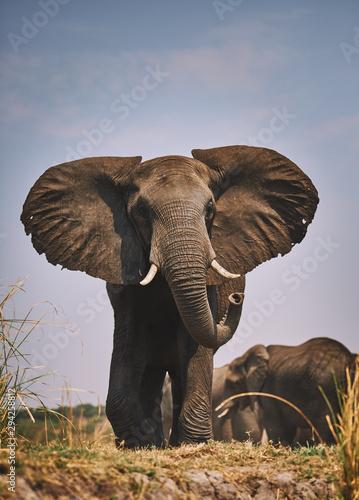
[
  {"left": 0, "top": 439, "right": 343, "bottom": 499},
  {"left": 1, "top": 464, "right": 338, "bottom": 499}
]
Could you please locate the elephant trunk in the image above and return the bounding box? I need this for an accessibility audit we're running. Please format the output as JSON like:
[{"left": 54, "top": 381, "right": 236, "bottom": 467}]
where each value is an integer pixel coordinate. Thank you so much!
[
  {"left": 169, "top": 271, "right": 243, "bottom": 349},
  {"left": 150, "top": 208, "right": 243, "bottom": 349}
]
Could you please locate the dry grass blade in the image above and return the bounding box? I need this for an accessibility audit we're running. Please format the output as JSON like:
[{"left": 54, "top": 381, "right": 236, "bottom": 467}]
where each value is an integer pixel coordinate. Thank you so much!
[
  {"left": 326, "top": 356, "right": 359, "bottom": 500},
  {"left": 215, "top": 391, "right": 324, "bottom": 444},
  {"left": 0, "top": 278, "right": 84, "bottom": 445}
]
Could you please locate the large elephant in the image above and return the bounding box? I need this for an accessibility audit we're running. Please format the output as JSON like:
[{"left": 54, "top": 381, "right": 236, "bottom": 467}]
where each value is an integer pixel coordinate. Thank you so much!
[
  {"left": 21, "top": 145, "right": 318, "bottom": 447},
  {"left": 216, "top": 337, "right": 356, "bottom": 446}
]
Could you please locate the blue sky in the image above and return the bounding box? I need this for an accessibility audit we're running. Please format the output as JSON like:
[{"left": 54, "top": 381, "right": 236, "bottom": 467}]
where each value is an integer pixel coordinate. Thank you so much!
[{"left": 1, "top": 0, "right": 358, "bottom": 406}]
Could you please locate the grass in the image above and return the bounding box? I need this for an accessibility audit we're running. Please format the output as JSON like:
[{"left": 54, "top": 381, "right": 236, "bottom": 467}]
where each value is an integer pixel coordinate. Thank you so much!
[
  {"left": 0, "top": 278, "right": 85, "bottom": 445},
  {"left": 16, "top": 402, "right": 113, "bottom": 446},
  {"left": 0, "top": 277, "right": 52, "bottom": 443},
  {"left": 0, "top": 439, "right": 343, "bottom": 499},
  {"left": 325, "top": 356, "right": 359, "bottom": 500},
  {"left": 0, "top": 277, "right": 358, "bottom": 499}
]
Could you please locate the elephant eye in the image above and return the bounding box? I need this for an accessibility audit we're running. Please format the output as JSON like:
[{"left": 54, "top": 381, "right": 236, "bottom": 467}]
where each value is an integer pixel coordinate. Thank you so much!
[
  {"left": 137, "top": 204, "right": 150, "bottom": 221},
  {"left": 205, "top": 200, "right": 215, "bottom": 221}
]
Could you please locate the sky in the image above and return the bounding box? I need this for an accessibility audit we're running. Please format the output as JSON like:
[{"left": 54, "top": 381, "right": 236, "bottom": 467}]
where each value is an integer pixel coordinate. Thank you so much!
[{"left": 1, "top": 0, "right": 358, "bottom": 406}]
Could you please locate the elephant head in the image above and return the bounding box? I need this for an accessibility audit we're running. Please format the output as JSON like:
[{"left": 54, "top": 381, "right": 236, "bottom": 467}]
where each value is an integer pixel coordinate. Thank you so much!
[
  {"left": 21, "top": 146, "right": 318, "bottom": 349},
  {"left": 220, "top": 345, "right": 270, "bottom": 417}
]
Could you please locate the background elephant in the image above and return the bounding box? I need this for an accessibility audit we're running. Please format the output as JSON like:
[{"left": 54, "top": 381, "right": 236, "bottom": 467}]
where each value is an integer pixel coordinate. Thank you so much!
[
  {"left": 21, "top": 145, "right": 318, "bottom": 447},
  {"left": 217, "top": 337, "right": 356, "bottom": 446},
  {"left": 212, "top": 364, "right": 263, "bottom": 443}
]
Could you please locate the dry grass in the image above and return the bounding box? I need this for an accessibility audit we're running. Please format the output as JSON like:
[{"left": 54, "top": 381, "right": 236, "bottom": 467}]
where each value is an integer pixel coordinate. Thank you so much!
[
  {"left": 326, "top": 356, "right": 359, "bottom": 500},
  {"left": 0, "top": 439, "right": 342, "bottom": 498},
  {"left": 0, "top": 278, "right": 86, "bottom": 446}
]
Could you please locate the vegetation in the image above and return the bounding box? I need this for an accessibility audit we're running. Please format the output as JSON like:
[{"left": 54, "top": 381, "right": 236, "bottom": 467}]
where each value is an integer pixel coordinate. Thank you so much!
[
  {"left": 0, "top": 278, "right": 75, "bottom": 445},
  {"left": 326, "top": 356, "right": 359, "bottom": 500},
  {"left": 16, "top": 403, "right": 112, "bottom": 445},
  {"left": 0, "top": 437, "right": 344, "bottom": 499},
  {"left": 0, "top": 278, "right": 358, "bottom": 499},
  {"left": 1, "top": 278, "right": 49, "bottom": 443}
]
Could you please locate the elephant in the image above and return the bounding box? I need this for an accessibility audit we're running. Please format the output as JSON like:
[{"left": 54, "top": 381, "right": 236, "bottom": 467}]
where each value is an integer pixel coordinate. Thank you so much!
[
  {"left": 215, "top": 337, "right": 356, "bottom": 446},
  {"left": 212, "top": 364, "right": 263, "bottom": 443},
  {"left": 161, "top": 368, "right": 263, "bottom": 443},
  {"left": 21, "top": 145, "right": 318, "bottom": 447}
]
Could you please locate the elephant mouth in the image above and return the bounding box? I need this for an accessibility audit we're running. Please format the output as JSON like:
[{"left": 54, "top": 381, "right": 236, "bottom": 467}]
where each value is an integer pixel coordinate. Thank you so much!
[{"left": 140, "top": 260, "right": 241, "bottom": 286}]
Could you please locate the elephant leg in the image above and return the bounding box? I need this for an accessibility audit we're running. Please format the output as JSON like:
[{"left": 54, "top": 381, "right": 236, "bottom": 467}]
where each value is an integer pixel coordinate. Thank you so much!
[
  {"left": 177, "top": 321, "right": 213, "bottom": 444},
  {"left": 139, "top": 366, "right": 167, "bottom": 447},
  {"left": 105, "top": 298, "right": 157, "bottom": 448},
  {"left": 263, "top": 401, "right": 297, "bottom": 446},
  {"left": 221, "top": 417, "right": 233, "bottom": 441},
  {"left": 106, "top": 352, "right": 157, "bottom": 448}
]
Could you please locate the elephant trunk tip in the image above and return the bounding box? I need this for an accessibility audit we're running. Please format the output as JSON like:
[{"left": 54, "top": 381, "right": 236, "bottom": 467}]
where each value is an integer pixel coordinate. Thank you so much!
[
  {"left": 229, "top": 292, "right": 244, "bottom": 306},
  {"left": 224, "top": 292, "right": 244, "bottom": 323}
]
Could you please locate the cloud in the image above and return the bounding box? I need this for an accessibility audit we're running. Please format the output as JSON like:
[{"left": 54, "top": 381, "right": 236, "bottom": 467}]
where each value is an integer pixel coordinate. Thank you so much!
[
  {"left": 165, "top": 43, "right": 288, "bottom": 93},
  {"left": 264, "top": 8, "right": 312, "bottom": 22},
  {"left": 0, "top": 14, "right": 291, "bottom": 143},
  {"left": 310, "top": 113, "right": 359, "bottom": 149},
  {"left": 57, "top": 21, "right": 112, "bottom": 36},
  {"left": 0, "top": 50, "right": 153, "bottom": 133}
]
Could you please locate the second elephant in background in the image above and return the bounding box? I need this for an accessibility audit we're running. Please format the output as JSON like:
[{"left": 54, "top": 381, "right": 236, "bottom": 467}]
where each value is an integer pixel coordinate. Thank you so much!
[
  {"left": 212, "top": 363, "right": 263, "bottom": 442},
  {"left": 216, "top": 337, "right": 356, "bottom": 446}
]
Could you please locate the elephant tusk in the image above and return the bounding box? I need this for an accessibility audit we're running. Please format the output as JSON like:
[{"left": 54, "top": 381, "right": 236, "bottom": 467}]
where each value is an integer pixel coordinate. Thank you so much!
[
  {"left": 211, "top": 259, "right": 241, "bottom": 279},
  {"left": 217, "top": 407, "right": 230, "bottom": 419},
  {"left": 140, "top": 264, "right": 158, "bottom": 286}
]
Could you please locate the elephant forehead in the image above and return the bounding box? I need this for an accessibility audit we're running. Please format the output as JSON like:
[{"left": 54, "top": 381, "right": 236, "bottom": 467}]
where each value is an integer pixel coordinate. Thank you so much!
[{"left": 136, "top": 155, "right": 211, "bottom": 183}]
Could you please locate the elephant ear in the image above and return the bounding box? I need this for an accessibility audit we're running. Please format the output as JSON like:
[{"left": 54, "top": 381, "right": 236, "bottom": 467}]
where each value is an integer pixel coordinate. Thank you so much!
[
  {"left": 21, "top": 156, "right": 145, "bottom": 285},
  {"left": 192, "top": 146, "right": 319, "bottom": 283}
]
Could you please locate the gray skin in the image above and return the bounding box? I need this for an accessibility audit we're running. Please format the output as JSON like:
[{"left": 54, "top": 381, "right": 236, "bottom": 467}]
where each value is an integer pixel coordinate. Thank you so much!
[
  {"left": 21, "top": 145, "right": 318, "bottom": 447},
  {"left": 218, "top": 338, "right": 356, "bottom": 446},
  {"left": 161, "top": 368, "right": 263, "bottom": 443},
  {"left": 212, "top": 364, "right": 263, "bottom": 443}
]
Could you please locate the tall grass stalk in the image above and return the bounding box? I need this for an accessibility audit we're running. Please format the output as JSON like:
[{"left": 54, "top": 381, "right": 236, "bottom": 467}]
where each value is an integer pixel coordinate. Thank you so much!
[
  {"left": 0, "top": 278, "right": 71, "bottom": 445},
  {"left": 325, "top": 356, "right": 359, "bottom": 500}
]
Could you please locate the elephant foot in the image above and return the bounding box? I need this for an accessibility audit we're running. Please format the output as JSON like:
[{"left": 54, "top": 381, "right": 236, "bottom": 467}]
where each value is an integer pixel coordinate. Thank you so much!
[
  {"left": 114, "top": 430, "right": 157, "bottom": 449},
  {"left": 178, "top": 418, "right": 213, "bottom": 445},
  {"left": 178, "top": 434, "right": 211, "bottom": 446},
  {"left": 110, "top": 419, "right": 158, "bottom": 449}
]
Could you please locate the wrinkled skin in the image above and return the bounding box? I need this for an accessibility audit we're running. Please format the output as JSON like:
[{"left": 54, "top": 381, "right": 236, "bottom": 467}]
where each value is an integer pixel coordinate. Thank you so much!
[
  {"left": 212, "top": 364, "right": 263, "bottom": 443},
  {"left": 218, "top": 338, "right": 356, "bottom": 446},
  {"left": 161, "top": 368, "right": 263, "bottom": 444},
  {"left": 21, "top": 145, "right": 318, "bottom": 447}
]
